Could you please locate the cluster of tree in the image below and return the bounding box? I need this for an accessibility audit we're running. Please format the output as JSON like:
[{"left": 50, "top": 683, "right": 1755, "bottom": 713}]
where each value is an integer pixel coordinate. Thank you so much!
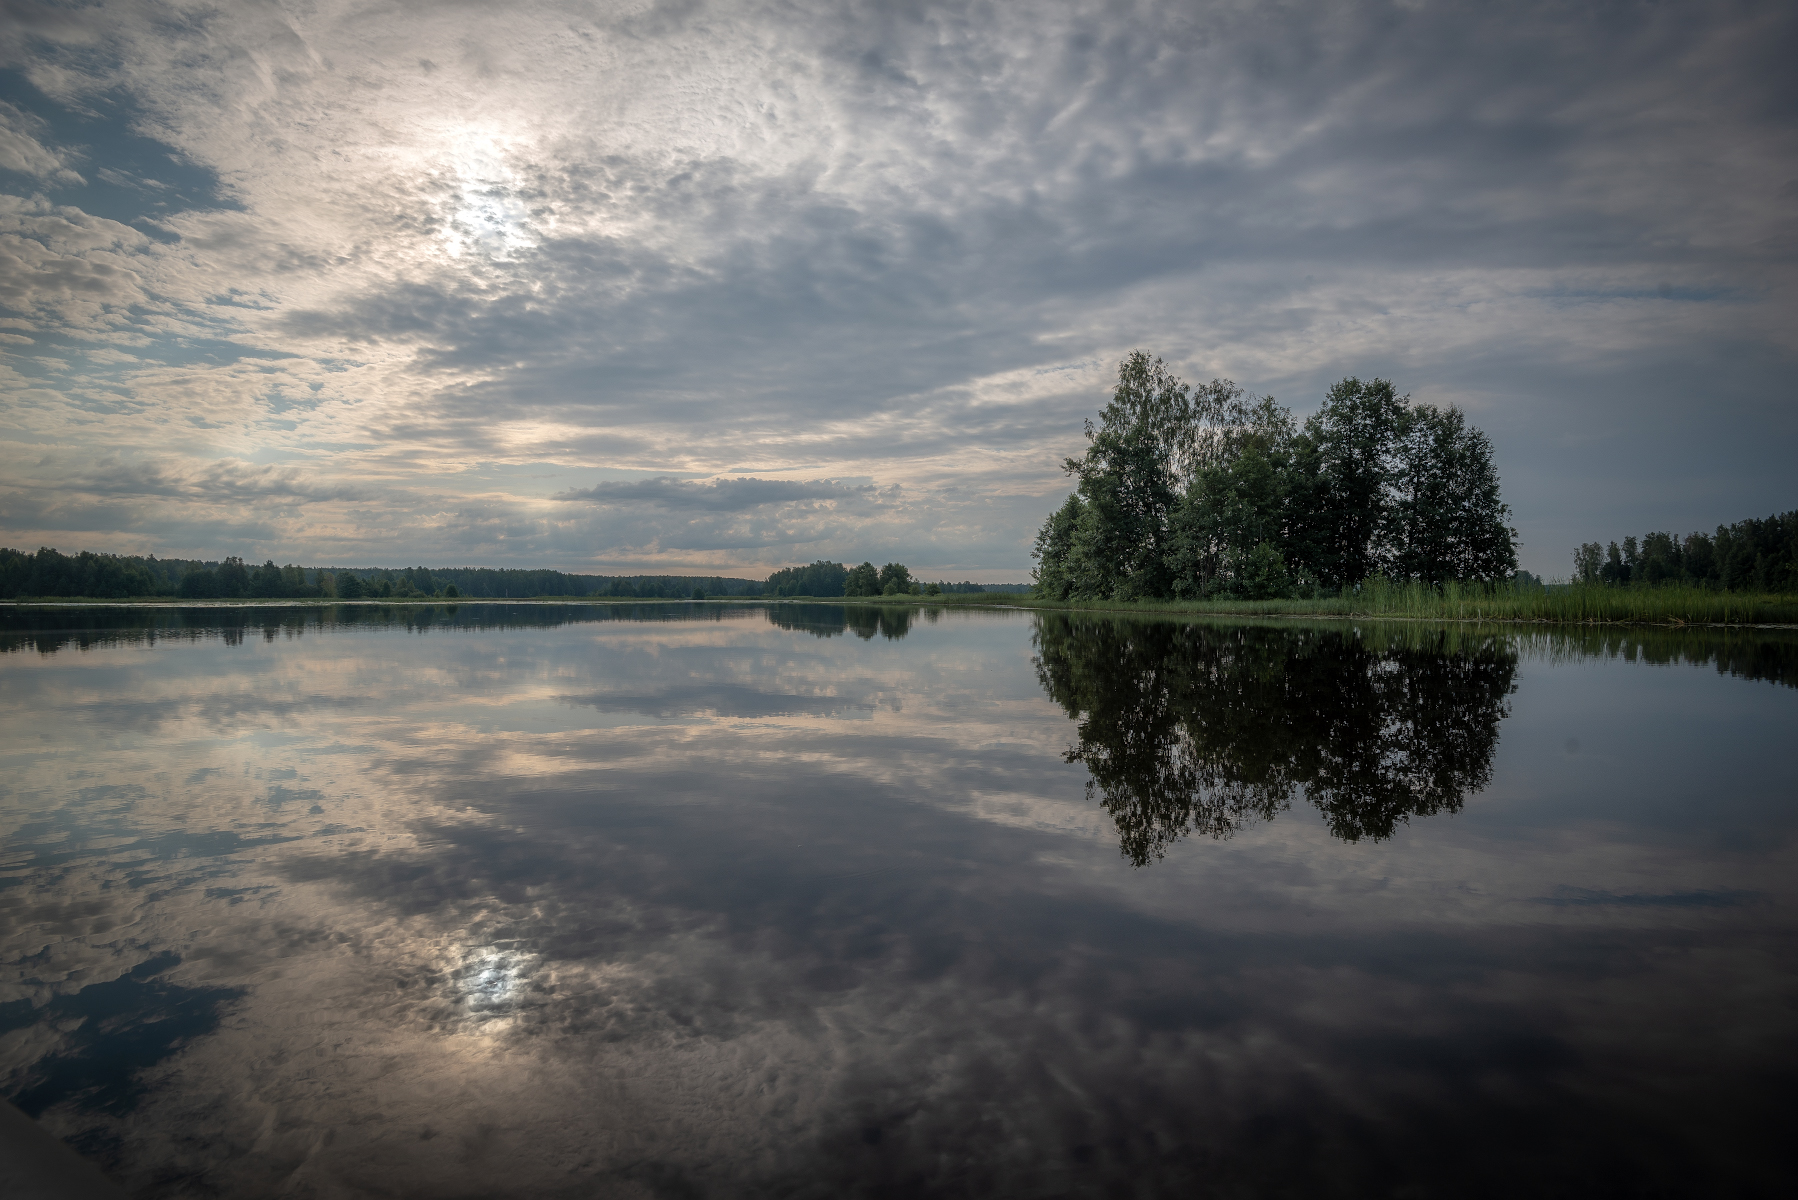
[
  {"left": 1033, "top": 353, "right": 1518, "bottom": 601},
  {"left": 398, "top": 568, "right": 759, "bottom": 598},
  {"left": 765, "top": 561, "right": 849, "bottom": 596},
  {"left": 5, "top": 543, "right": 1044, "bottom": 603},
  {"left": 932, "top": 581, "right": 1015, "bottom": 594},
  {"left": 589, "top": 574, "right": 757, "bottom": 599},
  {"left": 0, "top": 548, "right": 770, "bottom": 600},
  {"left": 762, "top": 561, "right": 1019, "bottom": 597},
  {"left": 179, "top": 558, "right": 326, "bottom": 599},
  {"left": 845, "top": 562, "right": 930, "bottom": 596},
  {"left": 327, "top": 567, "right": 454, "bottom": 600},
  {"left": 0, "top": 548, "right": 334, "bottom": 600},
  {"left": 0, "top": 547, "right": 168, "bottom": 599},
  {"left": 175, "top": 561, "right": 459, "bottom": 600},
  {"left": 1034, "top": 615, "right": 1516, "bottom": 864},
  {"left": 1572, "top": 510, "right": 1797, "bottom": 592}
]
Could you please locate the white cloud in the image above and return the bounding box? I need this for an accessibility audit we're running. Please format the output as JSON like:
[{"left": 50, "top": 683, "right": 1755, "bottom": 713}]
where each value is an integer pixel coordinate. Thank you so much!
[
  {"left": 0, "top": 100, "right": 84, "bottom": 185},
  {"left": 0, "top": 0, "right": 1793, "bottom": 575}
]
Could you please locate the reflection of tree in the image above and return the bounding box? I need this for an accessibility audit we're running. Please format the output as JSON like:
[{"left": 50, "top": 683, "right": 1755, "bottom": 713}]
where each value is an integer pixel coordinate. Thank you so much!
[
  {"left": 764, "top": 605, "right": 914, "bottom": 641},
  {"left": 1034, "top": 616, "right": 1519, "bottom": 864},
  {"left": 0, "top": 602, "right": 736, "bottom": 655}
]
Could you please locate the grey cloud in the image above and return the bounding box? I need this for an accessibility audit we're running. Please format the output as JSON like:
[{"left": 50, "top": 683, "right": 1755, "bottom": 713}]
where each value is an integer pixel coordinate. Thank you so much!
[
  {"left": 8, "top": 611, "right": 1786, "bottom": 1193},
  {"left": 64, "top": 458, "right": 374, "bottom": 505},
  {"left": 558, "top": 475, "right": 878, "bottom": 512},
  {"left": 0, "top": 1, "right": 1794, "bottom": 574}
]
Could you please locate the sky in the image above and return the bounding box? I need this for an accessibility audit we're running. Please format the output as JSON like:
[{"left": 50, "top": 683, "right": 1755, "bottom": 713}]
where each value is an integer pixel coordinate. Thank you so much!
[{"left": 0, "top": 0, "right": 1793, "bottom": 581}]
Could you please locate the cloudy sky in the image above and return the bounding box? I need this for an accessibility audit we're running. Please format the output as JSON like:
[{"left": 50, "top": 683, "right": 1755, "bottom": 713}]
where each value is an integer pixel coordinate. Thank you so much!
[{"left": 1, "top": 0, "right": 1792, "bottom": 579}]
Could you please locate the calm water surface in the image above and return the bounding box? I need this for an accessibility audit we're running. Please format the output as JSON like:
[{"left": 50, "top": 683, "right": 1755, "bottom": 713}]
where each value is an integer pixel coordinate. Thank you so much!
[{"left": 2, "top": 603, "right": 1795, "bottom": 1198}]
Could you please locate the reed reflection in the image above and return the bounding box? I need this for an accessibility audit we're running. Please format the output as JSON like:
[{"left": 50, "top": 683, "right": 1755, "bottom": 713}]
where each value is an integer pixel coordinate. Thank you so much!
[{"left": 1034, "top": 616, "right": 1519, "bottom": 864}]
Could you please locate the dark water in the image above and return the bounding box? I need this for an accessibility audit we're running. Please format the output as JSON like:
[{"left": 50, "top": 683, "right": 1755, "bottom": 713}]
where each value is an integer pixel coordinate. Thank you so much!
[{"left": 1, "top": 602, "right": 1794, "bottom": 1198}]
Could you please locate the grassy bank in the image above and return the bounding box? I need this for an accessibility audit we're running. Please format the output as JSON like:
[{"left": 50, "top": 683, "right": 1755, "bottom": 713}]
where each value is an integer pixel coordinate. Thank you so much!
[
  {"left": 838, "top": 581, "right": 1798, "bottom": 626},
  {"left": 6, "top": 584, "right": 1797, "bottom": 625}
]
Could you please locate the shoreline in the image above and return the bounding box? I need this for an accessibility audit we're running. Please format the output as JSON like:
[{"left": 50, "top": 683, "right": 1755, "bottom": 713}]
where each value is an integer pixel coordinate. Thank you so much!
[{"left": 4, "top": 590, "right": 1797, "bottom": 629}]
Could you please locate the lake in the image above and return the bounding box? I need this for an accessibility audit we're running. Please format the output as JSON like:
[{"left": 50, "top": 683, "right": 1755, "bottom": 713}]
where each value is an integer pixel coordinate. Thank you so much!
[{"left": 2, "top": 602, "right": 1794, "bottom": 1197}]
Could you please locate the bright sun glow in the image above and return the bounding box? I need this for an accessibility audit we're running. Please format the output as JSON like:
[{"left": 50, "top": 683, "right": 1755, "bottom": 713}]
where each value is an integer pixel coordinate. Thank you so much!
[{"left": 436, "top": 133, "right": 537, "bottom": 261}]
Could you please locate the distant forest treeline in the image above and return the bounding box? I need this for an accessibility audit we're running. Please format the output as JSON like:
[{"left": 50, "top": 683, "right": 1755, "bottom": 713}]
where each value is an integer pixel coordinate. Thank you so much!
[
  {"left": 763, "top": 560, "right": 1006, "bottom": 597},
  {"left": 1572, "top": 511, "right": 1797, "bottom": 593},
  {"left": 0, "top": 549, "right": 767, "bottom": 601},
  {"left": 0, "top": 547, "right": 1019, "bottom": 601}
]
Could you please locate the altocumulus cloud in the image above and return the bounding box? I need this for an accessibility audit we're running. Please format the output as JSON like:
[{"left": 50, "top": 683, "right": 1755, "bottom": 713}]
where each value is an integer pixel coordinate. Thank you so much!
[
  {"left": 0, "top": 0, "right": 1793, "bottom": 576},
  {"left": 559, "top": 477, "right": 878, "bottom": 513}
]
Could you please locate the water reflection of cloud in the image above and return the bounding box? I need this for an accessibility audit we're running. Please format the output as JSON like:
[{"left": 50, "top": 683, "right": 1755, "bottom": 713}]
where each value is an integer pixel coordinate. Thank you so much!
[
  {"left": 451, "top": 945, "right": 536, "bottom": 1027},
  {"left": 0, "top": 608, "right": 1793, "bottom": 1195}
]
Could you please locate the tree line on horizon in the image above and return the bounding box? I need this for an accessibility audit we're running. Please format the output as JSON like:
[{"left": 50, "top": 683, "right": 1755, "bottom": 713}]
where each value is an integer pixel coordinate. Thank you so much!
[
  {"left": 0, "top": 551, "right": 774, "bottom": 601},
  {"left": 1034, "top": 353, "right": 1518, "bottom": 601},
  {"left": 0, "top": 548, "right": 1017, "bottom": 601},
  {"left": 1572, "top": 512, "right": 1797, "bottom": 593}
]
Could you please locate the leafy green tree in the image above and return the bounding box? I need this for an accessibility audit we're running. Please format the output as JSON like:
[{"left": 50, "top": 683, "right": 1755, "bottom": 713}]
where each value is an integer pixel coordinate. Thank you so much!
[
  {"left": 1234, "top": 542, "right": 1294, "bottom": 600},
  {"left": 765, "top": 561, "right": 847, "bottom": 597},
  {"left": 1680, "top": 533, "right": 1715, "bottom": 582},
  {"left": 1573, "top": 543, "right": 1603, "bottom": 585},
  {"left": 251, "top": 560, "right": 284, "bottom": 598},
  {"left": 1063, "top": 427, "right": 1178, "bottom": 598},
  {"left": 876, "top": 563, "right": 914, "bottom": 594},
  {"left": 844, "top": 562, "right": 880, "bottom": 597},
  {"left": 1031, "top": 494, "right": 1085, "bottom": 600},
  {"left": 1041, "top": 354, "right": 1193, "bottom": 599},
  {"left": 217, "top": 557, "right": 251, "bottom": 598},
  {"left": 337, "top": 573, "right": 367, "bottom": 599},
  {"left": 1387, "top": 404, "right": 1517, "bottom": 584},
  {"left": 1166, "top": 434, "right": 1293, "bottom": 598},
  {"left": 1637, "top": 532, "right": 1680, "bottom": 584},
  {"left": 1285, "top": 378, "right": 1407, "bottom": 588},
  {"left": 1600, "top": 542, "right": 1627, "bottom": 585},
  {"left": 179, "top": 568, "right": 222, "bottom": 599}
]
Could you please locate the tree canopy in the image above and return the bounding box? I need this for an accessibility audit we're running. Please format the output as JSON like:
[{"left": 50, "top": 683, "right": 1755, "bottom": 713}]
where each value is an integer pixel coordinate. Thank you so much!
[{"left": 1035, "top": 353, "right": 1518, "bottom": 601}]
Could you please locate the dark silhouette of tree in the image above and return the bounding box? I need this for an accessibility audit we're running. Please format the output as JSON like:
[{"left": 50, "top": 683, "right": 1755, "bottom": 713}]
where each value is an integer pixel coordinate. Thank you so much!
[{"left": 1571, "top": 510, "right": 1798, "bottom": 593}]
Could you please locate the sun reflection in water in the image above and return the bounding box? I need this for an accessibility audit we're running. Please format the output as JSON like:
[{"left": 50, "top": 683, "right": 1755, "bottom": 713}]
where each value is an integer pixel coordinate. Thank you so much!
[{"left": 452, "top": 944, "right": 535, "bottom": 1026}]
